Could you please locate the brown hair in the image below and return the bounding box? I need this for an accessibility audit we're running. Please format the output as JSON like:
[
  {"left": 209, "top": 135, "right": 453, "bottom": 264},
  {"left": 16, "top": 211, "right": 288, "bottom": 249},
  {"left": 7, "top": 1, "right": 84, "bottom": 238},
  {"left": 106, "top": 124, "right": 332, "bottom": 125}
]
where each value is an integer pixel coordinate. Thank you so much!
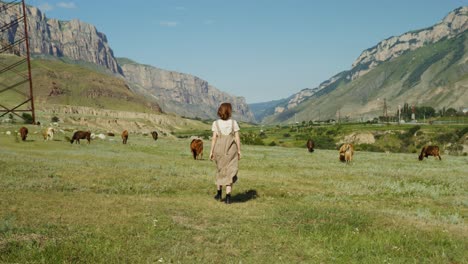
[{"left": 217, "top": 103, "right": 232, "bottom": 120}]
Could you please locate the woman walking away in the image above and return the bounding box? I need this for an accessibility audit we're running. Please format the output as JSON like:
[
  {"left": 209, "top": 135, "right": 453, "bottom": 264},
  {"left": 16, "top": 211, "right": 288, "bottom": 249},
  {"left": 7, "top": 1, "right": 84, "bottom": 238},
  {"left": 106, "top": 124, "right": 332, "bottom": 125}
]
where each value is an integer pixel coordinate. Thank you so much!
[{"left": 209, "top": 103, "right": 241, "bottom": 204}]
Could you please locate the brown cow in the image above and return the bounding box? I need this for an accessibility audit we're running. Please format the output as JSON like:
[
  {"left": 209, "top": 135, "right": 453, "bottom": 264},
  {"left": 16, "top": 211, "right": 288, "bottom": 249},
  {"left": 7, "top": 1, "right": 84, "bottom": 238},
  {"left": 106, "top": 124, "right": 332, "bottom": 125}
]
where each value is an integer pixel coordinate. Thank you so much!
[
  {"left": 151, "top": 131, "right": 158, "bottom": 141},
  {"left": 19, "top": 126, "right": 28, "bottom": 141},
  {"left": 339, "top": 143, "right": 354, "bottom": 164},
  {"left": 419, "top": 145, "right": 442, "bottom": 161},
  {"left": 70, "top": 131, "right": 91, "bottom": 144},
  {"left": 121, "top": 130, "right": 129, "bottom": 144},
  {"left": 190, "top": 139, "right": 203, "bottom": 160},
  {"left": 306, "top": 139, "right": 315, "bottom": 152}
]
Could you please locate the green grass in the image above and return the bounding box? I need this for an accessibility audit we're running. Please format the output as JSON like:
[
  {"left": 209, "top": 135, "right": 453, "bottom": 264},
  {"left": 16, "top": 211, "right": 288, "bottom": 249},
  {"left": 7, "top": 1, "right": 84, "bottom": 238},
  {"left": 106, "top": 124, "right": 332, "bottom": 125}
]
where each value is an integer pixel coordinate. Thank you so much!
[{"left": 0, "top": 124, "right": 467, "bottom": 263}]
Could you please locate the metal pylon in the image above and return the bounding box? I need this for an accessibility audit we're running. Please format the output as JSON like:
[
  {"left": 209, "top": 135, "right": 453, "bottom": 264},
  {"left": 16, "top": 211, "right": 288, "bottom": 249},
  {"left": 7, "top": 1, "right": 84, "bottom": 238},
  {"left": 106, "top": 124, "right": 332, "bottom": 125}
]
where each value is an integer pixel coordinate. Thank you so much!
[{"left": 0, "top": 0, "right": 35, "bottom": 124}]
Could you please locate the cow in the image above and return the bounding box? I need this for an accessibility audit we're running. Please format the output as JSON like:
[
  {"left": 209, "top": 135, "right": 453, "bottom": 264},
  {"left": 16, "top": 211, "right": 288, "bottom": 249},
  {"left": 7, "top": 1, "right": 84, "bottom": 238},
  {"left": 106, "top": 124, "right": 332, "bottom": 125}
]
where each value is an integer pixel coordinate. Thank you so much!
[
  {"left": 42, "top": 127, "right": 55, "bottom": 141},
  {"left": 339, "top": 143, "right": 354, "bottom": 164},
  {"left": 190, "top": 139, "right": 203, "bottom": 160},
  {"left": 151, "top": 131, "right": 158, "bottom": 141},
  {"left": 121, "top": 130, "right": 129, "bottom": 144},
  {"left": 70, "top": 131, "right": 91, "bottom": 144},
  {"left": 306, "top": 139, "right": 315, "bottom": 152},
  {"left": 19, "top": 126, "right": 28, "bottom": 141},
  {"left": 419, "top": 145, "right": 442, "bottom": 161}
]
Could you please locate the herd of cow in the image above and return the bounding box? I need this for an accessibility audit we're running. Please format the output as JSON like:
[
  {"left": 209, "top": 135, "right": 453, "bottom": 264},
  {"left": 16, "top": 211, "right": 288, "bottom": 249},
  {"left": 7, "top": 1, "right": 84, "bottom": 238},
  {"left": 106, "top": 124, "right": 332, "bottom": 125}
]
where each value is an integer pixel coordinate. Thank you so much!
[
  {"left": 307, "top": 138, "right": 441, "bottom": 163},
  {"left": 15, "top": 126, "right": 442, "bottom": 162},
  {"left": 17, "top": 126, "right": 159, "bottom": 144}
]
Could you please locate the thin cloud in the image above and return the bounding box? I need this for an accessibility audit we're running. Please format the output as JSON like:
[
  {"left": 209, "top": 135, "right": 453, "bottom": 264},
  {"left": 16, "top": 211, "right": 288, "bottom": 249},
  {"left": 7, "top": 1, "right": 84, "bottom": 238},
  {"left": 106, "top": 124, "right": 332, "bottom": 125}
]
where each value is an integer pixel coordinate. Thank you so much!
[
  {"left": 39, "top": 3, "right": 54, "bottom": 11},
  {"left": 160, "top": 21, "right": 179, "bottom": 27},
  {"left": 203, "top": 19, "right": 215, "bottom": 25},
  {"left": 57, "top": 2, "right": 77, "bottom": 9}
]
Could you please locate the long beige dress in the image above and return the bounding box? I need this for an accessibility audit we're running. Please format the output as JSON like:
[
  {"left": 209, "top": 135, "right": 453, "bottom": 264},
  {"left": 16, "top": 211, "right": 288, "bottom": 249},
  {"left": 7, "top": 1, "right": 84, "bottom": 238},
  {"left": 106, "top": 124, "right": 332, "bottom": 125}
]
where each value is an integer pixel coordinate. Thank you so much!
[{"left": 213, "top": 120, "right": 238, "bottom": 186}]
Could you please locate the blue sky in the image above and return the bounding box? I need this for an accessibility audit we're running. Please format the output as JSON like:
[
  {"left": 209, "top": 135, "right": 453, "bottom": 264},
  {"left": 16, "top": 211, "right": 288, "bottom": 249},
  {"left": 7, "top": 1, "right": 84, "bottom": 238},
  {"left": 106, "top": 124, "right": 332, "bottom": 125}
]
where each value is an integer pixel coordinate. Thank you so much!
[{"left": 28, "top": 0, "right": 468, "bottom": 103}]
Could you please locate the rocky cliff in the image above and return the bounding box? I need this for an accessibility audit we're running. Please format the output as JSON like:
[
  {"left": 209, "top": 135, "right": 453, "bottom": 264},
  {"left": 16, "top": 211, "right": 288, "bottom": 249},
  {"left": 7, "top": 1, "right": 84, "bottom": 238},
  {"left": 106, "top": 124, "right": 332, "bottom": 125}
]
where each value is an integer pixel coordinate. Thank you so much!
[
  {"left": 0, "top": 1, "right": 122, "bottom": 74},
  {"left": 350, "top": 6, "right": 468, "bottom": 80},
  {"left": 120, "top": 59, "right": 255, "bottom": 122}
]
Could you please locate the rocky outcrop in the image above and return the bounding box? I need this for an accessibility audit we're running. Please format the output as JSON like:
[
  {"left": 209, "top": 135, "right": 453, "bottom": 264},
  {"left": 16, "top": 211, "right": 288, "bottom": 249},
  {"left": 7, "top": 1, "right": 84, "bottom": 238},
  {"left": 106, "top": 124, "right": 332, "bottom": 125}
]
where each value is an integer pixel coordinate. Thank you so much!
[
  {"left": 39, "top": 104, "right": 204, "bottom": 135},
  {"left": 120, "top": 60, "right": 255, "bottom": 122},
  {"left": 0, "top": 2, "right": 122, "bottom": 74},
  {"left": 350, "top": 7, "right": 468, "bottom": 80}
]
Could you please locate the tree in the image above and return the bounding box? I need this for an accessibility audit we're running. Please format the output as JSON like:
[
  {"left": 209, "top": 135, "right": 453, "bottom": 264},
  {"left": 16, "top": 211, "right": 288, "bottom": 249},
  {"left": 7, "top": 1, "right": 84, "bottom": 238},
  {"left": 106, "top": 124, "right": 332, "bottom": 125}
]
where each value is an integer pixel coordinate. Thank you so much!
[{"left": 446, "top": 108, "right": 458, "bottom": 116}]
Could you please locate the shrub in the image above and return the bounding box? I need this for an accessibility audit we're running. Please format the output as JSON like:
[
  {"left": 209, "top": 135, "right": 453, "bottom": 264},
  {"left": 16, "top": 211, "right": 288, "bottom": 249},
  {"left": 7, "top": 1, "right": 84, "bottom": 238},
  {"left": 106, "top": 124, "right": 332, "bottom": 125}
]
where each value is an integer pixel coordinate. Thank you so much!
[
  {"left": 456, "top": 127, "right": 468, "bottom": 139},
  {"left": 240, "top": 132, "right": 264, "bottom": 146},
  {"left": 22, "top": 113, "right": 33, "bottom": 124},
  {"left": 436, "top": 132, "right": 458, "bottom": 144},
  {"left": 51, "top": 116, "right": 60, "bottom": 122},
  {"left": 268, "top": 141, "right": 277, "bottom": 146},
  {"left": 313, "top": 135, "right": 336, "bottom": 150}
]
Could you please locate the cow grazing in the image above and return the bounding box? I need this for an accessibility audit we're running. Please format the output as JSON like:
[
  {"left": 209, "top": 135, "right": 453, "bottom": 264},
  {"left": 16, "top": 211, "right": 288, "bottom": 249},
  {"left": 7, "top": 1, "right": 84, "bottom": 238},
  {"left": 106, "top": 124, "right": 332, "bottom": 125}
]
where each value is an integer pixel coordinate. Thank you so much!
[
  {"left": 121, "top": 130, "right": 129, "bottom": 144},
  {"left": 42, "top": 127, "right": 55, "bottom": 141},
  {"left": 19, "top": 127, "right": 28, "bottom": 141},
  {"left": 419, "top": 145, "right": 442, "bottom": 161},
  {"left": 70, "top": 131, "right": 91, "bottom": 144},
  {"left": 306, "top": 139, "right": 315, "bottom": 152},
  {"left": 151, "top": 131, "right": 158, "bottom": 141},
  {"left": 190, "top": 139, "right": 203, "bottom": 160},
  {"left": 339, "top": 143, "right": 354, "bottom": 164}
]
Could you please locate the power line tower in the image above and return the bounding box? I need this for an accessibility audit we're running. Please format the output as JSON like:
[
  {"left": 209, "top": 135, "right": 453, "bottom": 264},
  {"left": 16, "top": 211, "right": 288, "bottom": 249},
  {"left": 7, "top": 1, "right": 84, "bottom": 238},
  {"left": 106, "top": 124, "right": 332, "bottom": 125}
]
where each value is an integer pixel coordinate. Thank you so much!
[{"left": 0, "top": 0, "right": 35, "bottom": 124}]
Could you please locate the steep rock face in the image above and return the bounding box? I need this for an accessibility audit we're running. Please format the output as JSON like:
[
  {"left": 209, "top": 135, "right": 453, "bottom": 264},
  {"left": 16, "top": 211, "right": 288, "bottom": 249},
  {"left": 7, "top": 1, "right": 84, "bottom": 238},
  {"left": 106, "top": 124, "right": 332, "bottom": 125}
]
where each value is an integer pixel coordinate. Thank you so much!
[
  {"left": 120, "top": 61, "right": 255, "bottom": 122},
  {"left": 351, "top": 7, "right": 468, "bottom": 80},
  {"left": 0, "top": 2, "right": 122, "bottom": 74}
]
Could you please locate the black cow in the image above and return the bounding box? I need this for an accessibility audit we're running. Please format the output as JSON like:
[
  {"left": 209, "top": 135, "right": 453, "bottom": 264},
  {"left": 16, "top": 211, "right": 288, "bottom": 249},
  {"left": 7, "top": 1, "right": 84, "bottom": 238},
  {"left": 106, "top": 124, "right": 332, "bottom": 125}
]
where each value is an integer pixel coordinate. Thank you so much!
[
  {"left": 151, "top": 131, "right": 158, "bottom": 141},
  {"left": 70, "top": 131, "right": 91, "bottom": 144}
]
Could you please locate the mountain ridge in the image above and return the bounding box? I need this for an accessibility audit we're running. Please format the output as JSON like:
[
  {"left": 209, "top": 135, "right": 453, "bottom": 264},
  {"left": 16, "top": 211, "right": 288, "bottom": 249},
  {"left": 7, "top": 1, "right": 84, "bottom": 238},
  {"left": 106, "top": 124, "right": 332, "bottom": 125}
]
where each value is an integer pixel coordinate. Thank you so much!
[{"left": 253, "top": 6, "right": 468, "bottom": 124}]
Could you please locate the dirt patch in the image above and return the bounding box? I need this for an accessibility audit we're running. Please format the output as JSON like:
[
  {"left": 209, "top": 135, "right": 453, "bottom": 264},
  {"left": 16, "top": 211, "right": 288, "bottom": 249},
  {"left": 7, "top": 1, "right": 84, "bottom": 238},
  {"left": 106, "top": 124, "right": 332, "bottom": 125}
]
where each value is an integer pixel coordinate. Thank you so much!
[{"left": 341, "top": 132, "right": 376, "bottom": 145}]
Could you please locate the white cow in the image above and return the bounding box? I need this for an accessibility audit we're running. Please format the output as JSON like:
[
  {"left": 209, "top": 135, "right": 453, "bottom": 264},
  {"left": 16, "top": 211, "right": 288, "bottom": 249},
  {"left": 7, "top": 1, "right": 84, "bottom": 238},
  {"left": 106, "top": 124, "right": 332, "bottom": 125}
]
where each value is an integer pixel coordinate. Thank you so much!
[{"left": 43, "top": 127, "right": 55, "bottom": 141}]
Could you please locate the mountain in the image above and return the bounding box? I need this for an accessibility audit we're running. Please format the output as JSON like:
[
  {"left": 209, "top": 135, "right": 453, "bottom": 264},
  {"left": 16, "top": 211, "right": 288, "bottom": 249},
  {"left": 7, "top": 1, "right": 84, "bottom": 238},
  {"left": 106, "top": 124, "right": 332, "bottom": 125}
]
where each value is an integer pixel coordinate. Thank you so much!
[
  {"left": 0, "top": 2, "right": 122, "bottom": 74},
  {"left": 0, "top": 1, "right": 254, "bottom": 121},
  {"left": 255, "top": 7, "right": 468, "bottom": 124},
  {"left": 119, "top": 58, "right": 255, "bottom": 122}
]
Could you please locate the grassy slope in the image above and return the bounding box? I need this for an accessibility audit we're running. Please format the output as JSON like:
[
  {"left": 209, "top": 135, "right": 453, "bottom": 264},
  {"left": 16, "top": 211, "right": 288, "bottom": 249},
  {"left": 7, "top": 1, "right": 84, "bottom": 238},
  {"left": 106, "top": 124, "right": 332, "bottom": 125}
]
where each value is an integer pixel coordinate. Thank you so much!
[
  {"left": 0, "top": 125, "right": 466, "bottom": 263},
  {"left": 268, "top": 32, "right": 468, "bottom": 124},
  {"left": 0, "top": 55, "right": 160, "bottom": 113}
]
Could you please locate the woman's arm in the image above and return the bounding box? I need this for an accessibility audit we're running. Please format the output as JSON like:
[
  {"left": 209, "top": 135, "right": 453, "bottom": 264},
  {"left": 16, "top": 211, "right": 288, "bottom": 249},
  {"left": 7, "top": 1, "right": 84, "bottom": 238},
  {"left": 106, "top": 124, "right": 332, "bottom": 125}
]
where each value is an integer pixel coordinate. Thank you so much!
[
  {"left": 235, "top": 131, "right": 241, "bottom": 160},
  {"left": 209, "top": 131, "right": 217, "bottom": 160}
]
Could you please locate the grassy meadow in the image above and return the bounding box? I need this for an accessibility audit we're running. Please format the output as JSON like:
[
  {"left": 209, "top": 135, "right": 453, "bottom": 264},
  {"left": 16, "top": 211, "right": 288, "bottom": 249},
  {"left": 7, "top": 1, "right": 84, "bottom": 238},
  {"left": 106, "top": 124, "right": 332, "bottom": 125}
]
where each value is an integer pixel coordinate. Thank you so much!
[{"left": 0, "top": 125, "right": 467, "bottom": 263}]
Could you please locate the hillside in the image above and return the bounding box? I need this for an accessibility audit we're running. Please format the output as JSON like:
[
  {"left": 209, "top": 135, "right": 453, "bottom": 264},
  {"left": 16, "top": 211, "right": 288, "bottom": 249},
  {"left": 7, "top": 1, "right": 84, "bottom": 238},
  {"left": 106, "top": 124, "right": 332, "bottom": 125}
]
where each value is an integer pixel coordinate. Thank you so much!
[
  {"left": 0, "top": 55, "right": 215, "bottom": 133},
  {"left": 257, "top": 6, "right": 468, "bottom": 124},
  {"left": 0, "top": 54, "right": 161, "bottom": 113},
  {"left": 266, "top": 31, "right": 468, "bottom": 123}
]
